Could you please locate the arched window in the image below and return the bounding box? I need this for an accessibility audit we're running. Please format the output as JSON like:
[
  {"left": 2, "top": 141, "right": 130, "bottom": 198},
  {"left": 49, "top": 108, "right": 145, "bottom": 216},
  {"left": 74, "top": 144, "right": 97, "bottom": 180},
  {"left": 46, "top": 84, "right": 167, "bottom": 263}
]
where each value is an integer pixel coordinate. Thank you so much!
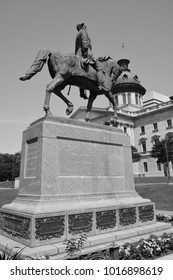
[{"left": 122, "top": 74, "right": 128, "bottom": 79}]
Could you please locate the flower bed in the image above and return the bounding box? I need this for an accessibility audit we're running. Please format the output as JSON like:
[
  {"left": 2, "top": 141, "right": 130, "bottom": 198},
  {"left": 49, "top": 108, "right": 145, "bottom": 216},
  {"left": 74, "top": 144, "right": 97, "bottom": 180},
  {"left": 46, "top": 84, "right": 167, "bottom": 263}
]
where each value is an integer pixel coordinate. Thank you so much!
[
  {"left": 119, "top": 233, "right": 173, "bottom": 260},
  {"left": 156, "top": 213, "right": 173, "bottom": 224}
]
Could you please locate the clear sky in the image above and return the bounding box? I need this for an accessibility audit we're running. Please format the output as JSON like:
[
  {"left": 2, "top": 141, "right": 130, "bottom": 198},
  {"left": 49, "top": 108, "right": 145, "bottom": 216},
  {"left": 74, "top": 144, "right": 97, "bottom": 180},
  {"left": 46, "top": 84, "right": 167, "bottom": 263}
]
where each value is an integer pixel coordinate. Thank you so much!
[{"left": 0, "top": 0, "right": 173, "bottom": 153}]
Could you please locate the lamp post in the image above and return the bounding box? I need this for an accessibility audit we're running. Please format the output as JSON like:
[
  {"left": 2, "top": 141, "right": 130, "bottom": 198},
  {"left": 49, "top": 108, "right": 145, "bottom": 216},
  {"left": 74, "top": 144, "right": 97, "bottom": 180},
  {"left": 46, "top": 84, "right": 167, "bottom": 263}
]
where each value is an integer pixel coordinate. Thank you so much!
[
  {"left": 165, "top": 137, "right": 170, "bottom": 184},
  {"left": 11, "top": 155, "right": 15, "bottom": 187}
]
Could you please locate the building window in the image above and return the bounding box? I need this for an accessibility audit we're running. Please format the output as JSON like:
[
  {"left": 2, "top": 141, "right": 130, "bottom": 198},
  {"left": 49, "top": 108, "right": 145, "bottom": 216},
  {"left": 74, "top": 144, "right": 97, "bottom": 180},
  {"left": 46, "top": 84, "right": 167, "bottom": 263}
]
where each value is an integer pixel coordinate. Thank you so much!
[
  {"left": 143, "top": 162, "right": 148, "bottom": 172},
  {"left": 124, "top": 126, "right": 127, "bottom": 134},
  {"left": 135, "top": 93, "right": 139, "bottom": 105},
  {"left": 151, "top": 135, "right": 160, "bottom": 145},
  {"left": 114, "top": 95, "right": 118, "bottom": 105},
  {"left": 154, "top": 138, "right": 159, "bottom": 145},
  {"left": 127, "top": 92, "right": 131, "bottom": 104},
  {"left": 140, "top": 126, "right": 145, "bottom": 135},
  {"left": 156, "top": 161, "right": 162, "bottom": 171},
  {"left": 142, "top": 141, "right": 147, "bottom": 152},
  {"left": 167, "top": 119, "right": 172, "bottom": 129},
  {"left": 153, "top": 123, "right": 158, "bottom": 132},
  {"left": 123, "top": 93, "right": 126, "bottom": 104},
  {"left": 122, "top": 74, "right": 128, "bottom": 80}
]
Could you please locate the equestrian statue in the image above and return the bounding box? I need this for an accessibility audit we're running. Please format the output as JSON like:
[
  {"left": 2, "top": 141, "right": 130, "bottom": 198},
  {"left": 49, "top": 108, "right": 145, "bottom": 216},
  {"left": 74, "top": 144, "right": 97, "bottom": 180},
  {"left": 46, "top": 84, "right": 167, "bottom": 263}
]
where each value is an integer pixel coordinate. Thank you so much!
[{"left": 19, "top": 23, "right": 121, "bottom": 122}]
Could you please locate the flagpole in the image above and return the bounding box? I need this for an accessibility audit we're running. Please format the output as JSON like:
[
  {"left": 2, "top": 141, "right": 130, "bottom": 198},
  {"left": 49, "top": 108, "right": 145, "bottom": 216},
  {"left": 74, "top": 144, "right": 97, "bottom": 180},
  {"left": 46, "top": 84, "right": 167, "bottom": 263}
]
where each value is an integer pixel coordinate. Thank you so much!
[{"left": 122, "top": 43, "right": 125, "bottom": 58}]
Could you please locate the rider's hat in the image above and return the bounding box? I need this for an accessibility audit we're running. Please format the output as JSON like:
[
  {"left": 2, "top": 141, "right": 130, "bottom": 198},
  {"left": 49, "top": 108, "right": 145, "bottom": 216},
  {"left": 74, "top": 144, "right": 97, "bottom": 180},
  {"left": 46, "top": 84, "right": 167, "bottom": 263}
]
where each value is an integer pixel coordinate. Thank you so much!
[{"left": 76, "top": 23, "right": 85, "bottom": 30}]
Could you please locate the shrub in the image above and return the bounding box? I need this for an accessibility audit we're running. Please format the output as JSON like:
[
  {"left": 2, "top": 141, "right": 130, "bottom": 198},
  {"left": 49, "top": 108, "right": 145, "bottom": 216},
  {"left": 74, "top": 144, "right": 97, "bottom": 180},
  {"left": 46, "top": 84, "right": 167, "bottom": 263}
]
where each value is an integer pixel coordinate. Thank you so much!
[
  {"left": 0, "top": 246, "right": 24, "bottom": 260},
  {"left": 63, "top": 233, "right": 87, "bottom": 259}
]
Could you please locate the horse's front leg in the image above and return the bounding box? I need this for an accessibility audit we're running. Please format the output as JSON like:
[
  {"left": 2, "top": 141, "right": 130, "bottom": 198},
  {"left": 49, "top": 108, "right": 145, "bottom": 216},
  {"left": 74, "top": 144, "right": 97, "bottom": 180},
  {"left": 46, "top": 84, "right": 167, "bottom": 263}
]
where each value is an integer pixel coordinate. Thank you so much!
[
  {"left": 43, "top": 75, "right": 64, "bottom": 115},
  {"left": 85, "top": 92, "right": 97, "bottom": 122},
  {"left": 53, "top": 89, "right": 74, "bottom": 115}
]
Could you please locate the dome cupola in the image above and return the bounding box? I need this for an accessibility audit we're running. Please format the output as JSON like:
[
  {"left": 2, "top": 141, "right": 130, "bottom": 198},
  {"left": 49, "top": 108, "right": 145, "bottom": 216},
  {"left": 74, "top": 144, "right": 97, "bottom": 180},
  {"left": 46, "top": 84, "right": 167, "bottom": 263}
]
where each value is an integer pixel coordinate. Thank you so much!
[
  {"left": 113, "top": 58, "right": 146, "bottom": 96},
  {"left": 111, "top": 58, "right": 146, "bottom": 111}
]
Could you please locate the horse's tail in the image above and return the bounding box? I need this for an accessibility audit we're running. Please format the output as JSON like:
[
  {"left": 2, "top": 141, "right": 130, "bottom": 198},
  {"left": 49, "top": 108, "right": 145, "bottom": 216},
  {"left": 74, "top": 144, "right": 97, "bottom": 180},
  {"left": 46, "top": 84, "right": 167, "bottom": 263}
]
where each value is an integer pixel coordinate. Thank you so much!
[{"left": 19, "top": 49, "right": 51, "bottom": 81}]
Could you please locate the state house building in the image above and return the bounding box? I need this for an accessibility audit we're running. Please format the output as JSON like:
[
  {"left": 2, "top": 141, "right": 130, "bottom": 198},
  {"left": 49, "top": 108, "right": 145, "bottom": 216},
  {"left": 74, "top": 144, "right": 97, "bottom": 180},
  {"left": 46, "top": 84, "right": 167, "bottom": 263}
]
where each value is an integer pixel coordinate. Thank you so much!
[{"left": 70, "top": 58, "right": 173, "bottom": 177}]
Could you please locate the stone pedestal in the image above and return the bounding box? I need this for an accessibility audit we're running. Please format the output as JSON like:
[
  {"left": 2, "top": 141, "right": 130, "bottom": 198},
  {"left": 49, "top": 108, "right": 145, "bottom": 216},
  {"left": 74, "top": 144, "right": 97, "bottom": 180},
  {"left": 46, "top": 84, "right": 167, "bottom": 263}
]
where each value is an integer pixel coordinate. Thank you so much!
[{"left": 0, "top": 116, "right": 155, "bottom": 248}]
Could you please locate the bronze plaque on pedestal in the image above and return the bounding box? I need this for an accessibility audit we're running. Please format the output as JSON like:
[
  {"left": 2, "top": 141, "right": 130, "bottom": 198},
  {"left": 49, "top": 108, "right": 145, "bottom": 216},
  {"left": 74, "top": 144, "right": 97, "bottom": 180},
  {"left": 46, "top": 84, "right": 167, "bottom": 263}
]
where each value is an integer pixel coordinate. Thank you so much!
[
  {"left": 139, "top": 205, "right": 154, "bottom": 222},
  {"left": 35, "top": 216, "right": 65, "bottom": 240},
  {"left": 4, "top": 217, "right": 22, "bottom": 233},
  {"left": 68, "top": 213, "right": 93, "bottom": 235},
  {"left": 1, "top": 213, "right": 30, "bottom": 240},
  {"left": 96, "top": 210, "right": 116, "bottom": 230},
  {"left": 119, "top": 207, "right": 136, "bottom": 226}
]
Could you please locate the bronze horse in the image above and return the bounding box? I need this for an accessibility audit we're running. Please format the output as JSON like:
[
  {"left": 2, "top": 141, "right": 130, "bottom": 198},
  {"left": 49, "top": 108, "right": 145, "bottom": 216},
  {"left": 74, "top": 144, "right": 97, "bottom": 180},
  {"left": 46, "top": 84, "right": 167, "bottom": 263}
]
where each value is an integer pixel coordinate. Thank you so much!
[{"left": 20, "top": 49, "right": 120, "bottom": 122}]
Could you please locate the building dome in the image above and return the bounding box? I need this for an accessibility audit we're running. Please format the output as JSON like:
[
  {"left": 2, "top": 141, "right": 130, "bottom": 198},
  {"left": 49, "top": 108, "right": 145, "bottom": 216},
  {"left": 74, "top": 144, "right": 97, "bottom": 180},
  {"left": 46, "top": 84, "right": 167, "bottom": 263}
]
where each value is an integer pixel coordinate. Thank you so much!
[{"left": 112, "top": 59, "right": 146, "bottom": 96}]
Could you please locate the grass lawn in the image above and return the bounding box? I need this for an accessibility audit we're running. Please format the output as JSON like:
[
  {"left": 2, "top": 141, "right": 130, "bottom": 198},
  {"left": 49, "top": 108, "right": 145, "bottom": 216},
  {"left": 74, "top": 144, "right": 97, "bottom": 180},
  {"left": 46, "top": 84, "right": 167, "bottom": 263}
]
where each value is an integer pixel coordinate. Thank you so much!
[
  {"left": 0, "top": 189, "right": 18, "bottom": 208},
  {"left": 136, "top": 184, "right": 173, "bottom": 211},
  {"left": 0, "top": 183, "right": 173, "bottom": 211}
]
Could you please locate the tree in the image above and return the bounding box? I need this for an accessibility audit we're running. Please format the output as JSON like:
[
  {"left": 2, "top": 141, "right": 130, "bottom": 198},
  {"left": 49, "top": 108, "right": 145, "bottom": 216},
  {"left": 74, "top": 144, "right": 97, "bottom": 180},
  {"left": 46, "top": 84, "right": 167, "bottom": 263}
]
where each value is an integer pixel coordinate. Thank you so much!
[
  {"left": 131, "top": 145, "right": 141, "bottom": 163},
  {"left": 0, "top": 152, "right": 21, "bottom": 182},
  {"left": 150, "top": 136, "right": 173, "bottom": 176}
]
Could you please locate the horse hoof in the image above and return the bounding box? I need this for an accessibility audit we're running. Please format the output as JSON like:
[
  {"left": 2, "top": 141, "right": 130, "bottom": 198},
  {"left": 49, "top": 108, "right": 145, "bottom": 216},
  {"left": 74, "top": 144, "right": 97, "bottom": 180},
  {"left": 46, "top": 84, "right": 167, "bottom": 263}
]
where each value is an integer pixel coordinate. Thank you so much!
[
  {"left": 46, "top": 111, "right": 52, "bottom": 116},
  {"left": 66, "top": 104, "right": 73, "bottom": 115},
  {"left": 43, "top": 107, "right": 52, "bottom": 116},
  {"left": 111, "top": 118, "right": 118, "bottom": 127}
]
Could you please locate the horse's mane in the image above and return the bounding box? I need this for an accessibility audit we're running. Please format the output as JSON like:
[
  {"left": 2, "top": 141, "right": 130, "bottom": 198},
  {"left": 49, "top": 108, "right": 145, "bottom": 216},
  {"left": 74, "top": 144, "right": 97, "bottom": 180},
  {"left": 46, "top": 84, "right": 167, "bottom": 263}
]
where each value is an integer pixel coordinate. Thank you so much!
[{"left": 97, "top": 56, "right": 112, "bottom": 62}]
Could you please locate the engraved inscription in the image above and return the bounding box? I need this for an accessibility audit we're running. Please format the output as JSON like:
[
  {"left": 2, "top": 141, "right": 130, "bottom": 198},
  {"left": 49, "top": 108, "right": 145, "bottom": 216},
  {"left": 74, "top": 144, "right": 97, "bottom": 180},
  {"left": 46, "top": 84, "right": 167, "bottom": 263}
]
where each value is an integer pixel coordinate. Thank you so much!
[
  {"left": 139, "top": 205, "right": 154, "bottom": 222},
  {"left": 4, "top": 217, "right": 22, "bottom": 233},
  {"left": 119, "top": 207, "right": 136, "bottom": 226},
  {"left": 25, "top": 138, "right": 38, "bottom": 178},
  {"left": 38, "top": 222, "right": 62, "bottom": 235},
  {"left": 35, "top": 216, "right": 65, "bottom": 240},
  {"left": 96, "top": 210, "right": 116, "bottom": 230},
  {"left": 1, "top": 213, "right": 30, "bottom": 240},
  {"left": 68, "top": 213, "right": 93, "bottom": 235}
]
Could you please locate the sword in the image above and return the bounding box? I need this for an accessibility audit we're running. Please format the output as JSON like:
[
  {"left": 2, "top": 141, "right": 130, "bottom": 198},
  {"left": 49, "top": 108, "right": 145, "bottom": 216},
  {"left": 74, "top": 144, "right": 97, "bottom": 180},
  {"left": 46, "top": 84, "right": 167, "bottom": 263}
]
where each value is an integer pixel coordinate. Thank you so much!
[{"left": 67, "top": 85, "right": 71, "bottom": 95}]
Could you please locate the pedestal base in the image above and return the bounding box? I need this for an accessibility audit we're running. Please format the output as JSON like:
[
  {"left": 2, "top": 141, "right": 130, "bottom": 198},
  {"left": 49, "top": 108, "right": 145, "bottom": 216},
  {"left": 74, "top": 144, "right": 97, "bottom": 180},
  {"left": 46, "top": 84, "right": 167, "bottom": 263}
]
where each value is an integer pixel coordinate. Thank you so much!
[{"left": 0, "top": 116, "right": 156, "bottom": 248}]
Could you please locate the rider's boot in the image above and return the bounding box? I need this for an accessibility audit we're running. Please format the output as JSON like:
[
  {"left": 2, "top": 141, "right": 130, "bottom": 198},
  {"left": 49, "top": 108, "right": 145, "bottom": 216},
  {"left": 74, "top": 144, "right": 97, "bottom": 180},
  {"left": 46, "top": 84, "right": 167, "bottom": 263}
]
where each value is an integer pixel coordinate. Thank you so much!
[
  {"left": 96, "top": 70, "right": 108, "bottom": 92},
  {"left": 79, "top": 88, "right": 88, "bottom": 99}
]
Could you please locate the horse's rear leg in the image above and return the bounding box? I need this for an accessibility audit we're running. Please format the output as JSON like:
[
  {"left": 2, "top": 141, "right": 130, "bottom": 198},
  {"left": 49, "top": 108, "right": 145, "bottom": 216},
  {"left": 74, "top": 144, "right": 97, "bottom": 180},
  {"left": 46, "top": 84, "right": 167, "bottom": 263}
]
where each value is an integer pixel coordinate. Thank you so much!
[
  {"left": 43, "top": 75, "right": 65, "bottom": 114},
  {"left": 85, "top": 92, "right": 97, "bottom": 121},
  {"left": 105, "top": 91, "right": 118, "bottom": 125}
]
